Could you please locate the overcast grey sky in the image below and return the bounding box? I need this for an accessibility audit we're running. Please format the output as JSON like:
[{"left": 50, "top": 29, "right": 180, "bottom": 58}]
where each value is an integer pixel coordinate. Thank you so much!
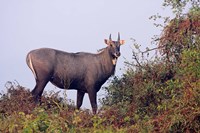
[{"left": 0, "top": 0, "right": 172, "bottom": 109}]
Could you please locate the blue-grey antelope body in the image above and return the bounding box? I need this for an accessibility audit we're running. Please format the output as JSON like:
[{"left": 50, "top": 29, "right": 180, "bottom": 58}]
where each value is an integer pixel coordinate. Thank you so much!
[{"left": 26, "top": 33, "right": 125, "bottom": 114}]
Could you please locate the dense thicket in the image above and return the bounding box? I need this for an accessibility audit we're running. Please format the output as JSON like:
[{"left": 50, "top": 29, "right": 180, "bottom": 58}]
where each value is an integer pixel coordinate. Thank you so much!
[{"left": 101, "top": 2, "right": 200, "bottom": 132}]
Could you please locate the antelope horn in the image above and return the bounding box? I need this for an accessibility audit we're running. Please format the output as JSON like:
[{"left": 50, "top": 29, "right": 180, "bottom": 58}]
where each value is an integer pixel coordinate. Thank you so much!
[
  {"left": 118, "top": 32, "right": 120, "bottom": 41},
  {"left": 109, "top": 34, "right": 112, "bottom": 41}
]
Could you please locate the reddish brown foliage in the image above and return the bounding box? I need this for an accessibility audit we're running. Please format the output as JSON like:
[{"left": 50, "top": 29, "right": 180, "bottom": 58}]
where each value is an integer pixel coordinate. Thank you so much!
[
  {"left": 0, "top": 83, "right": 35, "bottom": 115},
  {"left": 159, "top": 14, "right": 200, "bottom": 61}
]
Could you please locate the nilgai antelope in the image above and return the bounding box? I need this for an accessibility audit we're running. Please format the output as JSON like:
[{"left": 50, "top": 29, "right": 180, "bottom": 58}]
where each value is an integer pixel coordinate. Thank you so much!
[{"left": 26, "top": 33, "right": 125, "bottom": 114}]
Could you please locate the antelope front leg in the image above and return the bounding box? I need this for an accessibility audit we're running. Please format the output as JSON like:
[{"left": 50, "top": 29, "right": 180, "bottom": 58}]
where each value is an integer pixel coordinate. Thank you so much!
[
  {"left": 88, "top": 90, "right": 97, "bottom": 114},
  {"left": 77, "top": 90, "right": 85, "bottom": 110}
]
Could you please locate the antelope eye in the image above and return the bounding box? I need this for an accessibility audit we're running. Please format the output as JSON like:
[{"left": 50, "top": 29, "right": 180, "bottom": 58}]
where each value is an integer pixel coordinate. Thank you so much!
[{"left": 110, "top": 43, "right": 115, "bottom": 47}]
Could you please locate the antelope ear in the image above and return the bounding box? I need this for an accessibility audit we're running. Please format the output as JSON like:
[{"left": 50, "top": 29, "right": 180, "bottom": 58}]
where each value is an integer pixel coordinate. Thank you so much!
[
  {"left": 120, "top": 40, "right": 125, "bottom": 45},
  {"left": 104, "top": 39, "right": 110, "bottom": 45}
]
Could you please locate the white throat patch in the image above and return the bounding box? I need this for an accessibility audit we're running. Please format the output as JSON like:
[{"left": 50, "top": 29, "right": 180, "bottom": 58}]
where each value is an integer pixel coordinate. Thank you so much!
[{"left": 112, "top": 58, "right": 118, "bottom": 65}]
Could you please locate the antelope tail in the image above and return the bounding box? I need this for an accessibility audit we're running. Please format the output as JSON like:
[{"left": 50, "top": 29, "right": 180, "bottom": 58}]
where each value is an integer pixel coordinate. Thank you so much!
[{"left": 26, "top": 53, "right": 37, "bottom": 80}]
